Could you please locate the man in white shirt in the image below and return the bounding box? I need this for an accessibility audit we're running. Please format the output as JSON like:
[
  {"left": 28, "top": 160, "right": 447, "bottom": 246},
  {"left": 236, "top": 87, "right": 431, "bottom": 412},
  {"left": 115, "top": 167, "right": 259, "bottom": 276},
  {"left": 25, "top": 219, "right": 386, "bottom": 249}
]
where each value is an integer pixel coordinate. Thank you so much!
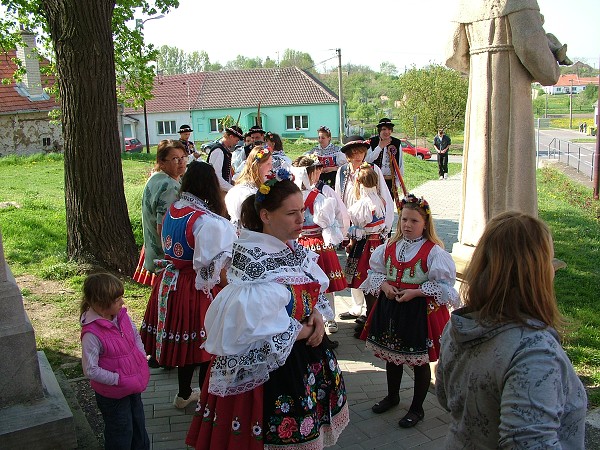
[{"left": 206, "top": 126, "right": 244, "bottom": 192}]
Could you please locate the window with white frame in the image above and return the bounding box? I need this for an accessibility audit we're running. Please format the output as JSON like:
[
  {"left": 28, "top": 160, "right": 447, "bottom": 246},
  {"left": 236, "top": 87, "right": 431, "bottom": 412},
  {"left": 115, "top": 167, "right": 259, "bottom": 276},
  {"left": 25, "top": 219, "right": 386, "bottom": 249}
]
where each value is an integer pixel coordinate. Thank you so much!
[
  {"left": 286, "top": 115, "right": 309, "bottom": 131},
  {"left": 209, "top": 118, "right": 224, "bottom": 133},
  {"left": 157, "top": 120, "right": 177, "bottom": 135}
]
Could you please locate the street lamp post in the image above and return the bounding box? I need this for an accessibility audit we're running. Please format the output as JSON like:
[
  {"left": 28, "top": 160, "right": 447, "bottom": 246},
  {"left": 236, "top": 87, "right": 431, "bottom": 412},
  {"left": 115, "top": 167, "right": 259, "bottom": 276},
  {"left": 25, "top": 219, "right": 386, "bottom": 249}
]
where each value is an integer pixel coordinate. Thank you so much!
[{"left": 136, "top": 15, "right": 165, "bottom": 153}]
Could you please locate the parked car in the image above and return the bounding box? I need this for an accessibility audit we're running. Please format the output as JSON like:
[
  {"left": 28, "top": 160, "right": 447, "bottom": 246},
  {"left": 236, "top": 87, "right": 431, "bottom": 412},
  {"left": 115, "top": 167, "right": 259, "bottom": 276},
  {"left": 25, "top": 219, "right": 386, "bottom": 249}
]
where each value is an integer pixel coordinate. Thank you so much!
[
  {"left": 400, "top": 139, "right": 432, "bottom": 160},
  {"left": 124, "top": 137, "right": 143, "bottom": 153}
]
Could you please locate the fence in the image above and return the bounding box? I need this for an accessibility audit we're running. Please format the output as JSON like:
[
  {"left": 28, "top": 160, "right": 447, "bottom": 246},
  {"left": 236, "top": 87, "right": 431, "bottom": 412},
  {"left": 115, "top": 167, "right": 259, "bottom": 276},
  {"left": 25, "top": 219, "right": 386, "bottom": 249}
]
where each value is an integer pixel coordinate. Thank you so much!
[{"left": 539, "top": 137, "right": 595, "bottom": 181}]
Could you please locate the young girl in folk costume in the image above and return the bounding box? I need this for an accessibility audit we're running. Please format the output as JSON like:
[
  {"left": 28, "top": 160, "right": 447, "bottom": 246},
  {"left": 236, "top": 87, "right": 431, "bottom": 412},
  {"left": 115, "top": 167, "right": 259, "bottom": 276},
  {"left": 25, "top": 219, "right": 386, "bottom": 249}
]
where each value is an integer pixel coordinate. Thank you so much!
[
  {"left": 360, "top": 194, "right": 459, "bottom": 428},
  {"left": 344, "top": 163, "right": 388, "bottom": 337},
  {"left": 291, "top": 155, "right": 350, "bottom": 335},
  {"left": 225, "top": 144, "right": 273, "bottom": 230},
  {"left": 140, "top": 161, "right": 236, "bottom": 409},
  {"left": 186, "top": 169, "right": 349, "bottom": 450},
  {"left": 334, "top": 138, "right": 394, "bottom": 324},
  {"left": 80, "top": 273, "right": 150, "bottom": 450}
]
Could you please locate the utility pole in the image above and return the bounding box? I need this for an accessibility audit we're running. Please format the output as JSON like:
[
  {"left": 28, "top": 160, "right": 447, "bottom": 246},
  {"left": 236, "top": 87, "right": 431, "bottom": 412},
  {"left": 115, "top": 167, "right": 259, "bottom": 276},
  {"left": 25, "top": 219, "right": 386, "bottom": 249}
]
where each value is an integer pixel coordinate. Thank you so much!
[
  {"left": 569, "top": 79, "right": 573, "bottom": 129},
  {"left": 336, "top": 48, "right": 344, "bottom": 143}
]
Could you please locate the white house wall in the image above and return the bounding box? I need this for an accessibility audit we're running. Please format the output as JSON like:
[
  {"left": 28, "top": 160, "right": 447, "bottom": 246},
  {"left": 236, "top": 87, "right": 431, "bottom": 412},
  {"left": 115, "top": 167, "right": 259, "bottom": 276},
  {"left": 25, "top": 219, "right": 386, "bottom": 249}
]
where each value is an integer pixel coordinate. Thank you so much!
[
  {"left": 126, "top": 111, "right": 192, "bottom": 146},
  {"left": 0, "top": 112, "right": 63, "bottom": 157}
]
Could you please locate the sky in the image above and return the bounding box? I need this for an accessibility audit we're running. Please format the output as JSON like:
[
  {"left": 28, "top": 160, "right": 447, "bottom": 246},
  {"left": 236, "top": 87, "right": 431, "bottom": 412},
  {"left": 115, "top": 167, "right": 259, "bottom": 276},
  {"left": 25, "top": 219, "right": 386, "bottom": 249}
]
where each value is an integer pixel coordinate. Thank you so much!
[{"left": 141, "top": 0, "right": 600, "bottom": 72}]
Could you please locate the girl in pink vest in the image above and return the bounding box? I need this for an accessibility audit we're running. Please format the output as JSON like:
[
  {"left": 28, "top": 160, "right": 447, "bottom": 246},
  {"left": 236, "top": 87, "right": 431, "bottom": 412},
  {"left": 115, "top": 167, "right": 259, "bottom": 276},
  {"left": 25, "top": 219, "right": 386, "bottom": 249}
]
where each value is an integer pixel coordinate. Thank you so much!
[
  {"left": 359, "top": 194, "right": 460, "bottom": 428},
  {"left": 80, "top": 273, "right": 150, "bottom": 450}
]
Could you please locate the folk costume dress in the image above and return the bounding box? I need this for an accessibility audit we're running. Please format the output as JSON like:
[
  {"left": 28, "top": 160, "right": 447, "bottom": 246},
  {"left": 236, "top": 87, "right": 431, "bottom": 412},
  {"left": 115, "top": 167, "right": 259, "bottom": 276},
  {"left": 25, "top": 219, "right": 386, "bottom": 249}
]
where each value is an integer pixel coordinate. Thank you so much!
[
  {"left": 140, "top": 192, "right": 236, "bottom": 368},
  {"left": 345, "top": 185, "right": 387, "bottom": 289},
  {"left": 185, "top": 230, "right": 349, "bottom": 450},
  {"left": 359, "top": 238, "right": 459, "bottom": 363},
  {"left": 298, "top": 183, "right": 347, "bottom": 293}
]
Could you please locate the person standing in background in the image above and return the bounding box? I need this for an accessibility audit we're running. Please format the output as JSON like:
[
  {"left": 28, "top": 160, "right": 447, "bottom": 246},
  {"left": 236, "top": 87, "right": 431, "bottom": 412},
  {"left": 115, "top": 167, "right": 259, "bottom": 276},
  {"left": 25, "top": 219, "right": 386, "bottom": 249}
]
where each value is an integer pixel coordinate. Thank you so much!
[
  {"left": 178, "top": 124, "right": 202, "bottom": 161},
  {"left": 366, "top": 118, "right": 404, "bottom": 205},
  {"left": 433, "top": 129, "right": 451, "bottom": 180},
  {"left": 207, "top": 126, "right": 244, "bottom": 193}
]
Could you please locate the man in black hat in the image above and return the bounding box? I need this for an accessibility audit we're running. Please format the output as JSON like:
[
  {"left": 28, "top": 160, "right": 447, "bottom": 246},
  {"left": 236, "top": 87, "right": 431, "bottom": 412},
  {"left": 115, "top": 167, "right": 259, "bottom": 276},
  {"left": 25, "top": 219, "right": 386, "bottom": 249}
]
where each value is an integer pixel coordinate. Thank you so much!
[
  {"left": 178, "top": 124, "right": 201, "bottom": 160},
  {"left": 366, "top": 118, "right": 404, "bottom": 197},
  {"left": 207, "top": 125, "right": 244, "bottom": 192}
]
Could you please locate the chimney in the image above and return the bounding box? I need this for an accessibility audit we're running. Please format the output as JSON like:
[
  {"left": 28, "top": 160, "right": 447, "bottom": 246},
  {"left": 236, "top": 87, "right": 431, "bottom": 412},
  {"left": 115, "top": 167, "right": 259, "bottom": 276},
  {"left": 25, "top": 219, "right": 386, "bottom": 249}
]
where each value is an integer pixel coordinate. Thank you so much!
[{"left": 15, "top": 30, "right": 44, "bottom": 97}]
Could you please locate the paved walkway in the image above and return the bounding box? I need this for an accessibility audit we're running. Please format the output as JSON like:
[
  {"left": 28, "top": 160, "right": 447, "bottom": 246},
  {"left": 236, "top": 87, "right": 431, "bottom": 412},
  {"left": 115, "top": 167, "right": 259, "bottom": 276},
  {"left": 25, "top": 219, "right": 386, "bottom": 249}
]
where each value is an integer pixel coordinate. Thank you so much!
[{"left": 140, "top": 173, "right": 464, "bottom": 450}]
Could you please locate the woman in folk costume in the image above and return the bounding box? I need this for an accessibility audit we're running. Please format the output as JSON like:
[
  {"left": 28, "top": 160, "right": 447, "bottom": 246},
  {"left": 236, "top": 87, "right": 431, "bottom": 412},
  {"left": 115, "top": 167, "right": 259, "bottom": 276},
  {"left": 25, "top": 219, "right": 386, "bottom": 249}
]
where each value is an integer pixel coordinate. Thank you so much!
[
  {"left": 291, "top": 155, "right": 349, "bottom": 336},
  {"left": 133, "top": 140, "right": 187, "bottom": 287},
  {"left": 308, "top": 125, "right": 345, "bottom": 188},
  {"left": 140, "top": 161, "right": 236, "bottom": 409},
  {"left": 334, "top": 138, "right": 394, "bottom": 325},
  {"left": 225, "top": 144, "right": 273, "bottom": 230},
  {"left": 186, "top": 169, "right": 349, "bottom": 450},
  {"left": 359, "top": 194, "right": 459, "bottom": 427}
]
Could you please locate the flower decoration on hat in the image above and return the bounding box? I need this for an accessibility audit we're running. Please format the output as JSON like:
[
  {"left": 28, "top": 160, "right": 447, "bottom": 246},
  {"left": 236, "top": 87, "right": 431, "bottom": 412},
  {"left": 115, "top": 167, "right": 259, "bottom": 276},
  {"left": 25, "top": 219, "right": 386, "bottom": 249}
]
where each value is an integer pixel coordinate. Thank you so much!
[
  {"left": 401, "top": 193, "right": 431, "bottom": 215},
  {"left": 359, "top": 162, "right": 371, "bottom": 170},
  {"left": 256, "top": 168, "right": 295, "bottom": 203}
]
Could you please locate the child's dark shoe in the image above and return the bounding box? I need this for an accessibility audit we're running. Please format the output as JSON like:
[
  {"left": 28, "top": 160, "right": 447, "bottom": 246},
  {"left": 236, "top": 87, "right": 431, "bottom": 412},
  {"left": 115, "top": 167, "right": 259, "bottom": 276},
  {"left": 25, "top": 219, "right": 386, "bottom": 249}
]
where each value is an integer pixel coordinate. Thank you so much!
[
  {"left": 371, "top": 396, "right": 400, "bottom": 414},
  {"left": 398, "top": 409, "right": 424, "bottom": 428}
]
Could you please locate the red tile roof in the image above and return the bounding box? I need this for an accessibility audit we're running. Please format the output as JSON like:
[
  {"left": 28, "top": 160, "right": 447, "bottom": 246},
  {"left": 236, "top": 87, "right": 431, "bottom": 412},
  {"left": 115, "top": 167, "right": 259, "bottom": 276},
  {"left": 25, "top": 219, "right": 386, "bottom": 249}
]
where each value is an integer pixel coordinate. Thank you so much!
[
  {"left": 555, "top": 74, "right": 599, "bottom": 87},
  {"left": 0, "top": 50, "right": 59, "bottom": 114},
  {"left": 124, "top": 67, "right": 338, "bottom": 114}
]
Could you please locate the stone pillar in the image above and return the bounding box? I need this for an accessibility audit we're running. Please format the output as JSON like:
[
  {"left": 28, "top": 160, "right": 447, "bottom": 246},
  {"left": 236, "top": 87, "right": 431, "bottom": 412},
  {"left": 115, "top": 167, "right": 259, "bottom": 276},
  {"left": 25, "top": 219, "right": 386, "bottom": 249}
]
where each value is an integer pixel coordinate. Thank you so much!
[{"left": 0, "top": 230, "right": 76, "bottom": 448}]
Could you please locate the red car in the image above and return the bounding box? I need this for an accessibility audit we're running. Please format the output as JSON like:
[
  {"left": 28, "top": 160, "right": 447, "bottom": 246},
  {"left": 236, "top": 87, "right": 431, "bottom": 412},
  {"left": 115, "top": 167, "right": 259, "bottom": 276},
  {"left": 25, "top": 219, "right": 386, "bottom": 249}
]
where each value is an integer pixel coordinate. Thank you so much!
[
  {"left": 400, "top": 139, "right": 432, "bottom": 160},
  {"left": 124, "top": 137, "right": 143, "bottom": 153}
]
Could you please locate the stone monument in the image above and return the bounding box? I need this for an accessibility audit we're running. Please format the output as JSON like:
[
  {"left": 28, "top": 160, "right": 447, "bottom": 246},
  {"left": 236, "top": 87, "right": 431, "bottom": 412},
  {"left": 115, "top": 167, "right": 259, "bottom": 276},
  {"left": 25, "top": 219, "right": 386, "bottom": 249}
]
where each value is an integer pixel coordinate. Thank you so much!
[
  {"left": 0, "top": 230, "right": 76, "bottom": 448},
  {"left": 445, "top": 0, "right": 564, "bottom": 268}
]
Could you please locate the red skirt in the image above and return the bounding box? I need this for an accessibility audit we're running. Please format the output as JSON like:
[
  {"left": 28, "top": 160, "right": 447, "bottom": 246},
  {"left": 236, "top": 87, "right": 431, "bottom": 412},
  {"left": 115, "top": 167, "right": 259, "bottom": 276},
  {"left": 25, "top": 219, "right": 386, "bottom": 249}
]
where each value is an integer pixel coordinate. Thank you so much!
[
  {"left": 132, "top": 246, "right": 157, "bottom": 287},
  {"left": 298, "top": 235, "right": 347, "bottom": 293},
  {"left": 187, "top": 340, "right": 349, "bottom": 449},
  {"left": 344, "top": 235, "right": 383, "bottom": 289},
  {"left": 140, "top": 266, "right": 211, "bottom": 367},
  {"left": 187, "top": 376, "right": 265, "bottom": 450}
]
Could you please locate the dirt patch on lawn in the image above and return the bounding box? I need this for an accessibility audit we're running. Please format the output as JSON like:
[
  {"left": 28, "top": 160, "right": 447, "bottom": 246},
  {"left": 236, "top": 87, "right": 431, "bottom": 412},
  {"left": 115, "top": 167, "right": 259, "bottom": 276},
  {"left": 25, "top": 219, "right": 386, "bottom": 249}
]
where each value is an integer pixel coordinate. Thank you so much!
[{"left": 14, "top": 274, "right": 104, "bottom": 447}]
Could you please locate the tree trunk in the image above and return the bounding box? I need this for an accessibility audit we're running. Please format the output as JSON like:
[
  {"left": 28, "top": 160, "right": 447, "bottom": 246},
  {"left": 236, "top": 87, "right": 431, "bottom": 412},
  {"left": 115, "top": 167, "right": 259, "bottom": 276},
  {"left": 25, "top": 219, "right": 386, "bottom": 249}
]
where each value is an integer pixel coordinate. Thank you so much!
[{"left": 42, "top": 0, "right": 137, "bottom": 274}]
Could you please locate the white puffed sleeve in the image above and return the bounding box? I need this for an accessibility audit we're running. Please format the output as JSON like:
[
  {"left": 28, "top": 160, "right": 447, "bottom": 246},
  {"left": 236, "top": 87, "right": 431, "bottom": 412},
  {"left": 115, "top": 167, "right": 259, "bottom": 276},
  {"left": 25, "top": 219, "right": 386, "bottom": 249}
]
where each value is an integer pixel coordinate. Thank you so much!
[
  {"left": 422, "top": 245, "right": 460, "bottom": 309},
  {"left": 312, "top": 195, "right": 344, "bottom": 246},
  {"left": 192, "top": 216, "right": 236, "bottom": 293},
  {"left": 321, "top": 185, "right": 350, "bottom": 237},
  {"left": 203, "top": 282, "right": 302, "bottom": 396}
]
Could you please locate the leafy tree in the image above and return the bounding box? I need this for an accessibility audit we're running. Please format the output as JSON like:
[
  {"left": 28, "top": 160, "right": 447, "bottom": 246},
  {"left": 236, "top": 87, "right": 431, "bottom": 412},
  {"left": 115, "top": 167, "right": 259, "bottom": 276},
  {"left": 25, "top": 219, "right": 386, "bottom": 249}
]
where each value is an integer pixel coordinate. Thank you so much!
[
  {"left": 380, "top": 61, "right": 398, "bottom": 77},
  {"left": 280, "top": 49, "right": 315, "bottom": 72},
  {"left": 397, "top": 64, "right": 468, "bottom": 137},
  {"left": 0, "top": 0, "right": 179, "bottom": 273},
  {"left": 224, "top": 55, "right": 263, "bottom": 70}
]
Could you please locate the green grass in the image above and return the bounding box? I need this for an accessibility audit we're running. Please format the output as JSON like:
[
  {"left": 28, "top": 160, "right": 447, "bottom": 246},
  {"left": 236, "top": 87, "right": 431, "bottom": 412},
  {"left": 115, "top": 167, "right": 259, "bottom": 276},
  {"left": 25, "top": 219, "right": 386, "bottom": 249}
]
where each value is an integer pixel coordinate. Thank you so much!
[
  {"left": 0, "top": 153, "right": 597, "bottom": 407},
  {"left": 537, "top": 167, "right": 600, "bottom": 406}
]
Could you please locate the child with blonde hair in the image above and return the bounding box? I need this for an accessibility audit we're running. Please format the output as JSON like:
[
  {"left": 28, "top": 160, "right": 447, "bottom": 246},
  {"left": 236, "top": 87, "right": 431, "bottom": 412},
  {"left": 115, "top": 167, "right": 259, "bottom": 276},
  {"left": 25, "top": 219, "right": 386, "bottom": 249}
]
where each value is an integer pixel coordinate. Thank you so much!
[
  {"left": 360, "top": 194, "right": 459, "bottom": 427},
  {"left": 80, "top": 272, "right": 150, "bottom": 449}
]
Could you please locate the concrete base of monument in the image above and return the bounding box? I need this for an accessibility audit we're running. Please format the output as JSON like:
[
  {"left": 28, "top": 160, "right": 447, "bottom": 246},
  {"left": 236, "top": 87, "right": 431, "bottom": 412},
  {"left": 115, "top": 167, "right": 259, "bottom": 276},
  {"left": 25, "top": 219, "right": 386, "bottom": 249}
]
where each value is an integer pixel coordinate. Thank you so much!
[{"left": 0, "top": 351, "right": 76, "bottom": 449}]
